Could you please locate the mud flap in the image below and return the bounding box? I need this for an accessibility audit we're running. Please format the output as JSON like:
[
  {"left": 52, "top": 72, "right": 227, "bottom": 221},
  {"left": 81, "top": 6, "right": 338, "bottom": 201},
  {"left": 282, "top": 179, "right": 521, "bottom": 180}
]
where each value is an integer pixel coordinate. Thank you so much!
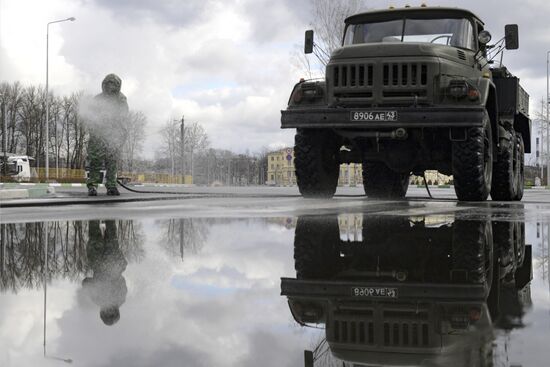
[{"left": 514, "top": 244, "right": 532, "bottom": 290}]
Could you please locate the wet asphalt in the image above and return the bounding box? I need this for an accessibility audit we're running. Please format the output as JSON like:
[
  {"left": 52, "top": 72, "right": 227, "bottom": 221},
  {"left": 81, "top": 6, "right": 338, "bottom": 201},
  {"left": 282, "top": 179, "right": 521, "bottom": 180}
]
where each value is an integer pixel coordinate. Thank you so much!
[{"left": 0, "top": 186, "right": 549, "bottom": 366}]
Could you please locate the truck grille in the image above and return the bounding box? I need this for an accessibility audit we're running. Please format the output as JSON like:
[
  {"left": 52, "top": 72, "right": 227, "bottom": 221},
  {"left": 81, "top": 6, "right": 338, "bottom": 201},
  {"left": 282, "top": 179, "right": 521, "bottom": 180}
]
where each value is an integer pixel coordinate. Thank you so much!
[
  {"left": 327, "top": 304, "right": 438, "bottom": 349},
  {"left": 382, "top": 63, "right": 428, "bottom": 87},
  {"left": 328, "top": 60, "right": 435, "bottom": 106},
  {"left": 333, "top": 64, "right": 374, "bottom": 88}
]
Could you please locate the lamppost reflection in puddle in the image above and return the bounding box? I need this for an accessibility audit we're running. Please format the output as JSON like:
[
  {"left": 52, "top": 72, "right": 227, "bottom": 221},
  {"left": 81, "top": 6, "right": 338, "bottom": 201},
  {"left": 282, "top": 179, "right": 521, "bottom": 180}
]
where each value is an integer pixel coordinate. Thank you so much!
[{"left": 43, "top": 222, "right": 73, "bottom": 364}]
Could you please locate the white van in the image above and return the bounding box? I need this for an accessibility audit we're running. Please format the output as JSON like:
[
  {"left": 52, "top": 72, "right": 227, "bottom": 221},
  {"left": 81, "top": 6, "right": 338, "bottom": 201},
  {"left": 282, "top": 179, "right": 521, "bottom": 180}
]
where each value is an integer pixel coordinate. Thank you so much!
[
  {"left": 1, "top": 155, "right": 37, "bottom": 182},
  {"left": 10, "top": 155, "right": 37, "bottom": 181}
]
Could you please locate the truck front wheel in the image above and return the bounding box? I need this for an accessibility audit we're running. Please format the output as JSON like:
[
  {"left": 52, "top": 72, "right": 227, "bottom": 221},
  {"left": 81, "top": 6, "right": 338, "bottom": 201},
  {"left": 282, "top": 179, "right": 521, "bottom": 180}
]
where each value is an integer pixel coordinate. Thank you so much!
[
  {"left": 452, "top": 113, "right": 493, "bottom": 201},
  {"left": 294, "top": 129, "right": 340, "bottom": 198},
  {"left": 362, "top": 162, "right": 409, "bottom": 199}
]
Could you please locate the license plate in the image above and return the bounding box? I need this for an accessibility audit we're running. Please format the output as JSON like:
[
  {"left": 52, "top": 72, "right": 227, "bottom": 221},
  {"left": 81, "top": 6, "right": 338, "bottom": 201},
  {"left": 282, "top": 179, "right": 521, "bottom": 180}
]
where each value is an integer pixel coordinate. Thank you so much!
[
  {"left": 351, "top": 111, "right": 398, "bottom": 121},
  {"left": 351, "top": 287, "right": 398, "bottom": 299}
]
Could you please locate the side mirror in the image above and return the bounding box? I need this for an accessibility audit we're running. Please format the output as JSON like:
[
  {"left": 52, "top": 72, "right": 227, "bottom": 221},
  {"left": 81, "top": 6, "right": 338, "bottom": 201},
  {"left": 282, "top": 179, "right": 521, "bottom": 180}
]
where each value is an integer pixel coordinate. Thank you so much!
[
  {"left": 504, "top": 24, "right": 519, "bottom": 50},
  {"left": 304, "top": 30, "right": 314, "bottom": 54}
]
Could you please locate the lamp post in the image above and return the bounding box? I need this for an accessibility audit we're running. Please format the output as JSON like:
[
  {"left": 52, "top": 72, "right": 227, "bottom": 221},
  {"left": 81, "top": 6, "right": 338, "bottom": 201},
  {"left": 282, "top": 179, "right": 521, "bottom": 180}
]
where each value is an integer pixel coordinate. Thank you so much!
[
  {"left": 45, "top": 17, "right": 75, "bottom": 181},
  {"left": 180, "top": 116, "right": 184, "bottom": 184},
  {"left": 546, "top": 51, "right": 550, "bottom": 186},
  {"left": 43, "top": 223, "right": 73, "bottom": 364},
  {"left": 173, "top": 116, "right": 184, "bottom": 184},
  {"left": 0, "top": 93, "right": 6, "bottom": 179}
]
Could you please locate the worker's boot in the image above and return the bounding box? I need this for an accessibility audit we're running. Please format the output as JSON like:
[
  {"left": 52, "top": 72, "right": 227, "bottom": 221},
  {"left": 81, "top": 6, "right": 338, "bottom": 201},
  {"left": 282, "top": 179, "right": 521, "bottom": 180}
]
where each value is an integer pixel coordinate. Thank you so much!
[
  {"left": 106, "top": 187, "right": 120, "bottom": 196},
  {"left": 88, "top": 187, "right": 97, "bottom": 196}
]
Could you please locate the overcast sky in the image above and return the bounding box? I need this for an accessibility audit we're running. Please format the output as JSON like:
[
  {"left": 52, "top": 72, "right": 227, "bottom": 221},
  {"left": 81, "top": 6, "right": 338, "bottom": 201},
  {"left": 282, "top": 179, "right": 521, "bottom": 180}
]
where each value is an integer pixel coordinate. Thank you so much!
[{"left": 1, "top": 0, "right": 549, "bottom": 158}]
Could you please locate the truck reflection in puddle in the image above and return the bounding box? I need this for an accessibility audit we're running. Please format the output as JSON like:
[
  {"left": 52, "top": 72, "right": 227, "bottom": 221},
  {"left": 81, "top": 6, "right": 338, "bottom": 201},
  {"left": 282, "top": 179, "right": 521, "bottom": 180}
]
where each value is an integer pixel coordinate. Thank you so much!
[{"left": 281, "top": 213, "right": 532, "bottom": 367}]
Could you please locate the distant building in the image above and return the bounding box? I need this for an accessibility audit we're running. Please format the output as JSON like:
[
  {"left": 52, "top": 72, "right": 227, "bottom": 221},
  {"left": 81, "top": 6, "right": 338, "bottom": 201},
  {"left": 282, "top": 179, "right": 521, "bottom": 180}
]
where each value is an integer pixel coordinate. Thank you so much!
[
  {"left": 266, "top": 147, "right": 363, "bottom": 187},
  {"left": 526, "top": 119, "right": 546, "bottom": 167},
  {"left": 267, "top": 148, "right": 296, "bottom": 186},
  {"left": 266, "top": 148, "right": 455, "bottom": 187},
  {"left": 411, "top": 171, "right": 453, "bottom": 186}
]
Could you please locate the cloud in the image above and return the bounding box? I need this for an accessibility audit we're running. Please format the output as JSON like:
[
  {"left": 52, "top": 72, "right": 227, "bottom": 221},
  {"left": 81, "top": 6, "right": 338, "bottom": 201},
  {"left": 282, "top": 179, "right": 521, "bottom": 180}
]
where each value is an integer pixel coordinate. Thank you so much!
[
  {"left": 92, "top": 0, "right": 213, "bottom": 28},
  {"left": 0, "top": 217, "right": 310, "bottom": 367},
  {"left": 2, "top": 0, "right": 549, "bottom": 158}
]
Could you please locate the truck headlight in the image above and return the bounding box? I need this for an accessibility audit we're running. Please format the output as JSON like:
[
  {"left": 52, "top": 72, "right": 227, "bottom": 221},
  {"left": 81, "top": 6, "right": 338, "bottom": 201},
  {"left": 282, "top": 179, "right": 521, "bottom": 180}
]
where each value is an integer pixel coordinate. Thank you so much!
[
  {"left": 447, "top": 80, "right": 479, "bottom": 101},
  {"left": 289, "top": 80, "right": 325, "bottom": 105},
  {"left": 300, "top": 82, "right": 324, "bottom": 101}
]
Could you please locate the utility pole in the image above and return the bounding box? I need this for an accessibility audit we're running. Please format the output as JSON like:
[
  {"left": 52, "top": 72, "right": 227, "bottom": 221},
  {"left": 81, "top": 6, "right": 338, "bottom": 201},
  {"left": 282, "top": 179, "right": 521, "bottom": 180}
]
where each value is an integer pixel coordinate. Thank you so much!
[
  {"left": 546, "top": 50, "right": 550, "bottom": 186},
  {"left": 1, "top": 95, "right": 6, "bottom": 178},
  {"left": 180, "top": 115, "right": 184, "bottom": 184},
  {"left": 180, "top": 219, "right": 184, "bottom": 262},
  {"left": 541, "top": 99, "right": 545, "bottom": 180},
  {"left": 228, "top": 158, "right": 231, "bottom": 186},
  {"left": 547, "top": 222, "right": 550, "bottom": 297}
]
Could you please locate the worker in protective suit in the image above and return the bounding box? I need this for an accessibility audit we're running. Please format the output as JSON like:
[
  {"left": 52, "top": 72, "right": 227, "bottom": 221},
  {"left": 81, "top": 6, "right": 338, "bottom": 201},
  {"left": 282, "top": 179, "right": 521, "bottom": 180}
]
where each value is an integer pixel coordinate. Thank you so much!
[
  {"left": 86, "top": 73, "right": 129, "bottom": 196},
  {"left": 82, "top": 220, "right": 128, "bottom": 326}
]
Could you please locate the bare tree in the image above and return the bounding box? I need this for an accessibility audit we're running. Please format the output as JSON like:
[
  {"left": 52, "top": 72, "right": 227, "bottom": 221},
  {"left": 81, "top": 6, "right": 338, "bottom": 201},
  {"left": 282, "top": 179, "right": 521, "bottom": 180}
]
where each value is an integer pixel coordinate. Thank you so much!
[
  {"left": 158, "top": 218, "right": 210, "bottom": 260},
  {"left": 120, "top": 111, "right": 147, "bottom": 174},
  {"left": 293, "top": 0, "right": 366, "bottom": 76},
  {"left": 158, "top": 119, "right": 180, "bottom": 176},
  {"left": 0, "top": 83, "right": 89, "bottom": 174},
  {"left": 184, "top": 121, "right": 209, "bottom": 177}
]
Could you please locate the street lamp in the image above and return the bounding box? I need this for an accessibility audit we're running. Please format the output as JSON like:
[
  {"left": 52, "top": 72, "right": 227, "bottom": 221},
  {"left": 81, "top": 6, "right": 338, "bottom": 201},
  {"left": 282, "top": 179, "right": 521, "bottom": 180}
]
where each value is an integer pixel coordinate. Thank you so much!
[
  {"left": 43, "top": 223, "right": 73, "bottom": 364},
  {"left": 45, "top": 17, "right": 75, "bottom": 181},
  {"left": 546, "top": 50, "right": 550, "bottom": 186},
  {"left": 0, "top": 93, "right": 6, "bottom": 178},
  {"left": 172, "top": 116, "right": 184, "bottom": 184}
]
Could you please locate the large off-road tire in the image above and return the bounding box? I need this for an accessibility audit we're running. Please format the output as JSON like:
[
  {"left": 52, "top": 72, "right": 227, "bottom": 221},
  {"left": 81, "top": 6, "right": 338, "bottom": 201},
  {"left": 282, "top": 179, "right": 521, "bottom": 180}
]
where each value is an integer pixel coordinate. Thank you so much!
[
  {"left": 294, "top": 129, "right": 340, "bottom": 198},
  {"left": 492, "top": 221, "right": 520, "bottom": 283},
  {"left": 513, "top": 134, "right": 525, "bottom": 201},
  {"left": 491, "top": 132, "right": 518, "bottom": 201},
  {"left": 294, "top": 215, "right": 340, "bottom": 279},
  {"left": 362, "top": 161, "right": 409, "bottom": 199},
  {"left": 452, "top": 112, "right": 493, "bottom": 201},
  {"left": 451, "top": 219, "right": 493, "bottom": 289}
]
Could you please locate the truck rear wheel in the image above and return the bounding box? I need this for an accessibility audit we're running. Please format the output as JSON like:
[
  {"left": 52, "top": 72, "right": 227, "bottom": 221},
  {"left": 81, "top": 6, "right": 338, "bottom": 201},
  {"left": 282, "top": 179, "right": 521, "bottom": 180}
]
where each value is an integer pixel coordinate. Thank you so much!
[
  {"left": 362, "top": 162, "right": 409, "bottom": 199},
  {"left": 491, "top": 132, "right": 518, "bottom": 201},
  {"left": 294, "top": 129, "right": 340, "bottom": 198},
  {"left": 452, "top": 112, "right": 493, "bottom": 201}
]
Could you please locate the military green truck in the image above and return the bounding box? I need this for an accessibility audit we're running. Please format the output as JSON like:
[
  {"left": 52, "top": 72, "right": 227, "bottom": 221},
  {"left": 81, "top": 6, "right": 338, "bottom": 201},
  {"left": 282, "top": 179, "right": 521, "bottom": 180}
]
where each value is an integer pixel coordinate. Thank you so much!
[{"left": 281, "top": 6, "right": 531, "bottom": 201}]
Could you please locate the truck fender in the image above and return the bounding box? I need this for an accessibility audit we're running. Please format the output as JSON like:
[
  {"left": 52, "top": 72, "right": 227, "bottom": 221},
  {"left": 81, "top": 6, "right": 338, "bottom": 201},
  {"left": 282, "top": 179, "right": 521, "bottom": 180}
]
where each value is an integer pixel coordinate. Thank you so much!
[
  {"left": 514, "top": 113, "right": 532, "bottom": 153},
  {"left": 287, "top": 82, "right": 302, "bottom": 106},
  {"left": 477, "top": 78, "right": 499, "bottom": 146}
]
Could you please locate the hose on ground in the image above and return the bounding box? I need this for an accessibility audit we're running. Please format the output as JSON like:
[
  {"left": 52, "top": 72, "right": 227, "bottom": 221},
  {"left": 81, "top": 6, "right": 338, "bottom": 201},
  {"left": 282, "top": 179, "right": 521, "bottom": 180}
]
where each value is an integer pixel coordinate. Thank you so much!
[
  {"left": 422, "top": 172, "right": 434, "bottom": 199},
  {"left": 117, "top": 179, "right": 367, "bottom": 198}
]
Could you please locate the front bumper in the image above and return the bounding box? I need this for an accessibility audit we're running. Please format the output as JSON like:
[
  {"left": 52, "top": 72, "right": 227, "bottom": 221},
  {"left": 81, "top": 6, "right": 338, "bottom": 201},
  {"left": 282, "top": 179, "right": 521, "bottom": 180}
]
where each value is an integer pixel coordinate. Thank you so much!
[
  {"left": 280, "top": 278, "right": 488, "bottom": 300},
  {"left": 281, "top": 106, "right": 485, "bottom": 130}
]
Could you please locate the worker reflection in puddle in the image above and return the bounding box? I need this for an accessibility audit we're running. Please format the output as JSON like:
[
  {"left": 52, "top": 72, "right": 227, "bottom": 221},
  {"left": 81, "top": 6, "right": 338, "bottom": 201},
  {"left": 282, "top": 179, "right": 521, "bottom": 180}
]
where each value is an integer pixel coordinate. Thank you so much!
[{"left": 83, "top": 220, "right": 128, "bottom": 325}]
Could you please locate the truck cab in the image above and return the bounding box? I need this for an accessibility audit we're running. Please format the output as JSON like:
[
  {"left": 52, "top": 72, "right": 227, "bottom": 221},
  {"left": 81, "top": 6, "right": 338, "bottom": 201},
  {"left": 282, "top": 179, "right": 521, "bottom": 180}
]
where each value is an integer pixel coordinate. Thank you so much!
[{"left": 282, "top": 6, "right": 530, "bottom": 202}]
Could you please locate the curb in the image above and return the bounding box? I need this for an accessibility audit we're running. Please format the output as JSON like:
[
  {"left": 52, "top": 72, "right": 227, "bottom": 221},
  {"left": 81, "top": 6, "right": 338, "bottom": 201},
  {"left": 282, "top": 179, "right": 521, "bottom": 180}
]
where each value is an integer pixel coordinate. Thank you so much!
[{"left": 0, "top": 187, "right": 55, "bottom": 200}]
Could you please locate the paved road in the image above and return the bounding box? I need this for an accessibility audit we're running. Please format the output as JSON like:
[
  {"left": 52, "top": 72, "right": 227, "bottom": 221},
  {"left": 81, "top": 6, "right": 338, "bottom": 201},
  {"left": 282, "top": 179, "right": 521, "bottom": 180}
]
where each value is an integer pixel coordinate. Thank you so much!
[
  {"left": 1, "top": 185, "right": 549, "bottom": 367},
  {"left": 2, "top": 185, "right": 550, "bottom": 223}
]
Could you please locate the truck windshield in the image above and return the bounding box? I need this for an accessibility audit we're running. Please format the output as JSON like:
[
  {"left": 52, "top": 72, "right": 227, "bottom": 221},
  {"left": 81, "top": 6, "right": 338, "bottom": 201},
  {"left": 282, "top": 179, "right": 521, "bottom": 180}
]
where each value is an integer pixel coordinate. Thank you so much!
[{"left": 344, "top": 18, "right": 476, "bottom": 50}]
